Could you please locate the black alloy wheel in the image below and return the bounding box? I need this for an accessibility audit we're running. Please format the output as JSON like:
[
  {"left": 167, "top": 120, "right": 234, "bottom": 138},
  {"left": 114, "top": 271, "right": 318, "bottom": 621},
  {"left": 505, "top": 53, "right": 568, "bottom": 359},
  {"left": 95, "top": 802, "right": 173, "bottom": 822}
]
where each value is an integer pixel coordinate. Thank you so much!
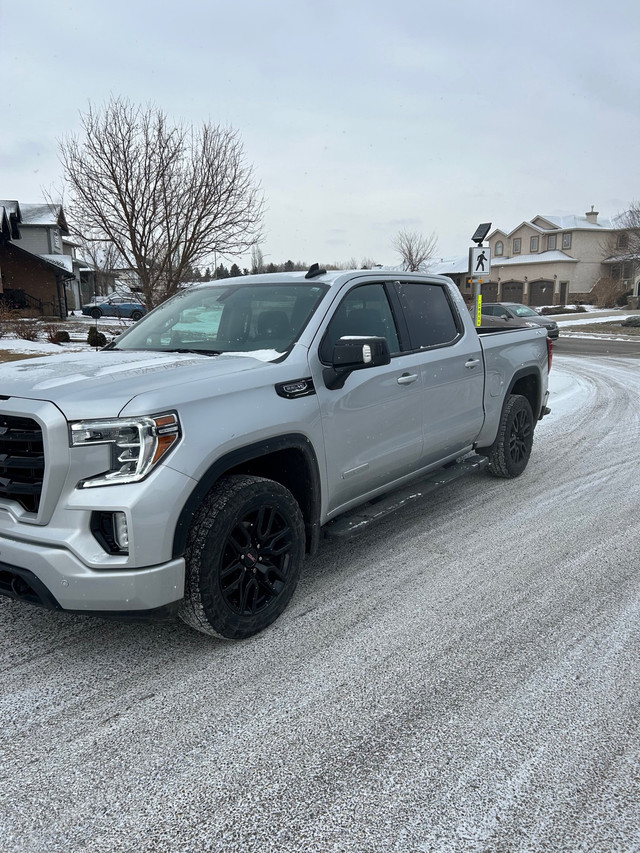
[
  {"left": 220, "top": 503, "right": 293, "bottom": 617},
  {"left": 507, "top": 404, "right": 532, "bottom": 468},
  {"left": 179, "top": 475, "right": 305, "bottom": 638},
  {"left": 485, "top": 394, "right": 534, "bottom": 478}
]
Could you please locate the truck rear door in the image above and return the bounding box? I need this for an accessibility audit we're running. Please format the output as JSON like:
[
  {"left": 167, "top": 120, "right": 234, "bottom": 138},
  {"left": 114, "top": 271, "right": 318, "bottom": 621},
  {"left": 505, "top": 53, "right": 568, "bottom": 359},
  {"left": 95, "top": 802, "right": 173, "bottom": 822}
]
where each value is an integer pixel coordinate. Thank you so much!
[{"left": 390, "top": 280, "right": 485, "bottom": 465}]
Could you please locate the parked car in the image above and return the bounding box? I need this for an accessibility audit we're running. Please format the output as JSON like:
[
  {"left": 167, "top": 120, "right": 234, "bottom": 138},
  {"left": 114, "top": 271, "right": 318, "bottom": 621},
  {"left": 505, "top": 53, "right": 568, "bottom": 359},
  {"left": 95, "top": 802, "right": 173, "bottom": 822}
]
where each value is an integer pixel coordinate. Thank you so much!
[
  {"left": 82, "top": 295, "right": 147, "bottom": 321},
  {"left": 480, "top": 303, "right": 559, "bottom": 339}
]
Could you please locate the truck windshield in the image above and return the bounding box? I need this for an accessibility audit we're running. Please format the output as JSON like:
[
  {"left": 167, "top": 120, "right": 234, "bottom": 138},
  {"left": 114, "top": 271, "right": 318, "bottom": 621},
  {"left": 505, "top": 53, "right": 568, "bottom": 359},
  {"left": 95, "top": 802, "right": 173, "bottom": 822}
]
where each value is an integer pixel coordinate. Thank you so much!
[{"left": 111, "top": 281, "right": 329, "bottom": 356}]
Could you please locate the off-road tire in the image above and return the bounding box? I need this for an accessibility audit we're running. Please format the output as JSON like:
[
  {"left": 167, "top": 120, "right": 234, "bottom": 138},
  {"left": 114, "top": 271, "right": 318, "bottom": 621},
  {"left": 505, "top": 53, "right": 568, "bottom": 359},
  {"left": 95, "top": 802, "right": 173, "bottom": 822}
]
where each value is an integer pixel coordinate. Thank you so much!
[
  {"left": 485, "top": 394, "right": 534, "bottom": 478},
  {"left": 178, "top": 475, "right": 305, "bottom": 639}
]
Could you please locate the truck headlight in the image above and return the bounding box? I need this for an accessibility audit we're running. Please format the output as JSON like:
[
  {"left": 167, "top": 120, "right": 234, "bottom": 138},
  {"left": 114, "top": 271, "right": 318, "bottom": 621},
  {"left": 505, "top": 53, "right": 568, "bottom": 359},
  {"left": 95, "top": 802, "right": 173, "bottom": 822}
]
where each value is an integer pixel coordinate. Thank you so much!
[{"left": 70, "top": 413, "right": 181, "bottom": 487}]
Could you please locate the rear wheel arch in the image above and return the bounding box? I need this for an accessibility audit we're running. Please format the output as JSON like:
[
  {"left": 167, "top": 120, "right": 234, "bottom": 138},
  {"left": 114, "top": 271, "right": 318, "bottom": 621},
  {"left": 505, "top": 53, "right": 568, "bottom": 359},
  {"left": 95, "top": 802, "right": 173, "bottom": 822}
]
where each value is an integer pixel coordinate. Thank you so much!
[{"left": 508, "top": 369, "right": 541, "bottom": 420}]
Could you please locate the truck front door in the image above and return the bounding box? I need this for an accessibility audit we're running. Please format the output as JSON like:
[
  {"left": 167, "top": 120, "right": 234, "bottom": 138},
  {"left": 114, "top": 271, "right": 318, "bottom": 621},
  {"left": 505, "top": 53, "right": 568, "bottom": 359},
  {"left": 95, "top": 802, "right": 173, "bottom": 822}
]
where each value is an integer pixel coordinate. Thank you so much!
[{"left": 311, "top": 282, "right": 424, "bottom": 515}]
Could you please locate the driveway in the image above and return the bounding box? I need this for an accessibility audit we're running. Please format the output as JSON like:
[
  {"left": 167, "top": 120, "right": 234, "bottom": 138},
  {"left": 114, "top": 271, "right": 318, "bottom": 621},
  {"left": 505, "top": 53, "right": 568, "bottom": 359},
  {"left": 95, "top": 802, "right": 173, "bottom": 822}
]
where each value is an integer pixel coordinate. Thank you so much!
[{"left": 1, "top": 353, "right": 639, "bottom": 853}]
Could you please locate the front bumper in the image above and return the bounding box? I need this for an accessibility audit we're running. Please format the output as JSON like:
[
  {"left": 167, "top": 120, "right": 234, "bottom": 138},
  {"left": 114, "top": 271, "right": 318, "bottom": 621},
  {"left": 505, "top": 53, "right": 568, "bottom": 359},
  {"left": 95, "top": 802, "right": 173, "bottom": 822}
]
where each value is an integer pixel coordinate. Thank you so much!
[{"left": 0, "top": 533, "right": 184, "bottom": 613}]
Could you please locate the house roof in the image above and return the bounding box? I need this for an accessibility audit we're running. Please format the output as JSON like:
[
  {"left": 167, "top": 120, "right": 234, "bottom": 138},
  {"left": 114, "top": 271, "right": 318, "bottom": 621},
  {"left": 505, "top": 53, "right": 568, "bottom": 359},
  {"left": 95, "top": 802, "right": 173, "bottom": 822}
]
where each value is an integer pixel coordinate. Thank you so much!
[
  {"left": 0, "top": 207, "right": 12, "bottom": 241},
  {"left": 18, "top": 203, "right": 70, "bottom": 234},
  {"left": 40, "top": 253, "right": 74, "bottom": 273},
  {"left": 0, "top": 200, "right": 23, "bottom": 239},
  {"left": 489, "top": 210, "right": 615, "bottom": 241},
  {"left": 492, "top": 251, "right": 578, "bottom": 267},
  {"left": 0, "top": 200, "right": 21, "bottom": 220},
  {"left": 427, "top": 256, "right": 469, "bottom": 275},
  {"left": 533, "top": 213, "right": 615, "bottom": 231},
  {"left": 1, "top": 241, "right": 75, "bottom": 278}
]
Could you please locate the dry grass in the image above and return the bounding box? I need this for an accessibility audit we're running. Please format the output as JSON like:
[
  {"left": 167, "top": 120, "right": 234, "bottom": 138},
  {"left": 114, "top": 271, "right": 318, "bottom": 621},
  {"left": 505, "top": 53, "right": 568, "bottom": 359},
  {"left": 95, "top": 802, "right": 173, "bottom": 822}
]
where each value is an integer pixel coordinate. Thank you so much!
[{"left": 0, "top": 352, "right": 51, "bottom": 363}]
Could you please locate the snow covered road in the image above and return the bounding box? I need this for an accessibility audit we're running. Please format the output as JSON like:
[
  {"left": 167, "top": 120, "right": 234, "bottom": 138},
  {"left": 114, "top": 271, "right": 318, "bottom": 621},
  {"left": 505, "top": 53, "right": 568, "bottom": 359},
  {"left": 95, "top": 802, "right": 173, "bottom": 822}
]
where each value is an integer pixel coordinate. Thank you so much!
[{"left": 1, "top": 353, "right": 639, "bottom": 853}]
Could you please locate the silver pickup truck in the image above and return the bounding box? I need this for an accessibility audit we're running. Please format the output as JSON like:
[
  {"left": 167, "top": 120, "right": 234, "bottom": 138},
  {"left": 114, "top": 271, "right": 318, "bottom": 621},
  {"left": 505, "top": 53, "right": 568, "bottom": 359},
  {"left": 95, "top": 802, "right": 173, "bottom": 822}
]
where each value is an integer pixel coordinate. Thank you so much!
[{"left": 0, "top": 267, "right": 551, "bottom": 638}]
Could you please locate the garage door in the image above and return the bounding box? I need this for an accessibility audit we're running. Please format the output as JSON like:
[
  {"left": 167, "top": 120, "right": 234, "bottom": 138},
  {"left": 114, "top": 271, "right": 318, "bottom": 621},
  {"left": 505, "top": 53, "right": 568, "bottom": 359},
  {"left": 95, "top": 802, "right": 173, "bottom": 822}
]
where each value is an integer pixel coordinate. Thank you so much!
[
  {"left": 480, "top": 281, "right": 498, "bottom": 301},
  {"left": 529, "top": 280, "right": 554, "bottom": 307},
  {"left": 501, "top": 281, "right": 523, "bottom": 302}
]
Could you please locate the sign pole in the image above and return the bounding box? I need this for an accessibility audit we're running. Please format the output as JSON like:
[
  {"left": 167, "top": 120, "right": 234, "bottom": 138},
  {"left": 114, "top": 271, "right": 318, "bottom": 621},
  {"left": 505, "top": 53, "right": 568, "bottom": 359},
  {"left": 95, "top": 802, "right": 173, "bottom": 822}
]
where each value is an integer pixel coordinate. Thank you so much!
[{"left": 468, "top": 223, "right": 492, "bottom": 327}]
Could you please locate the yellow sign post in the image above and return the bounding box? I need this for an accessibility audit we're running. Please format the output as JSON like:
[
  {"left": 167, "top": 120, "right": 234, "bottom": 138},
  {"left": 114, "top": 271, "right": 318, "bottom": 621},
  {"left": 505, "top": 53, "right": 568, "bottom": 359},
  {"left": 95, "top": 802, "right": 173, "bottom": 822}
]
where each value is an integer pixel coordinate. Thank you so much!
[{"left": 468, "top": 224, "right": 492, "bottom": 328}]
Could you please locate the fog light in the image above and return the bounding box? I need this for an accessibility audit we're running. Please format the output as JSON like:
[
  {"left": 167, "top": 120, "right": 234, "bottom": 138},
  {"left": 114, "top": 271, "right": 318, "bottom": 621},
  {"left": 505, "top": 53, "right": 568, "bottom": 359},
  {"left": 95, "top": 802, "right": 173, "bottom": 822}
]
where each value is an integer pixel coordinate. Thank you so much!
[
  {"left": 90, "top": 511, "right": 130, "bottom": 555},
  {"left": 114, "top": 512, "right": 129, "bottom": 551}
]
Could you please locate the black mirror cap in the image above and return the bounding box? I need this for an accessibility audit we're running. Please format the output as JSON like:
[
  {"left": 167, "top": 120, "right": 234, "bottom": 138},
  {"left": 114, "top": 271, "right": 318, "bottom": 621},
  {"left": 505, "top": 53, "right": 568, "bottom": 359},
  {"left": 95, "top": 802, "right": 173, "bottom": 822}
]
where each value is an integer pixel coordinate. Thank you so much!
[
  {"left": 332, "top": 336, "right": 391, "bottom": 368},
  {"left": 323, "top": 337, "right": 391, "bottom": 390}
]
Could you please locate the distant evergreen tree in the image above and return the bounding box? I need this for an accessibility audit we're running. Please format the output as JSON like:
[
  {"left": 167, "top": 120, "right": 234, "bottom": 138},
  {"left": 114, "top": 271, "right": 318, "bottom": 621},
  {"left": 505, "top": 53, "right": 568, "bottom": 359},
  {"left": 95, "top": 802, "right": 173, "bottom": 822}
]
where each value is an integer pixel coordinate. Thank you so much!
[
  {"left": 229, "top": 263, "right": 242, "bottom": 277},
  {"left": 203, "top": 267, "right": 212, "bottom": 281},
  {"left": 215, "top": 264, "right": 230, "bottom": 279},
  {"left": 265, "top": 262, "right": 277, "bottom": 273},
  {"left": 283, "top": 259, "right": 295, "bottom": 271}
]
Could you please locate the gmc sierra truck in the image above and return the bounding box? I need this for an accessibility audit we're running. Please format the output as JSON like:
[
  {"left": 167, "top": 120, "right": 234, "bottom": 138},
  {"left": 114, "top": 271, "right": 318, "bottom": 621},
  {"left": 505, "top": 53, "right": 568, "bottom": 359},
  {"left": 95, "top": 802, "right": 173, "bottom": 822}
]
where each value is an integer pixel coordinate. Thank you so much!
[{"left": 0, "top": 267, "right": 551, "bottom": 638}]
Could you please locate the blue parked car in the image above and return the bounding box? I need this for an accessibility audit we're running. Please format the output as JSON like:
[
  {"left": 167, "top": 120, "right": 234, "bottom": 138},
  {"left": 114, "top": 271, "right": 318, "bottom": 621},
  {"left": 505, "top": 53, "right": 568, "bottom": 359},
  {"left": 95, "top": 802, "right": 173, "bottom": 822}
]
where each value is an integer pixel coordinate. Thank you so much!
[{"left": 81, "top": 295, "right": 147, "bottom": 321}]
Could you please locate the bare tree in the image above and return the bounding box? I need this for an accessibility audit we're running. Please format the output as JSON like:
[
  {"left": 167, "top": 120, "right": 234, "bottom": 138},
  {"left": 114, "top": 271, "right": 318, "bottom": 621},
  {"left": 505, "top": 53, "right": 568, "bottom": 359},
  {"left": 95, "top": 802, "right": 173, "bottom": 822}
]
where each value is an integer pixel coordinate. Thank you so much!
[
  {"left": 59, "top": 97, "right": 264, "bottom": 308},
  {"left": 392, "top": 229, "right": 438, "bottom": 271},
  {"left": 250, "top": 245, "right": 265, "bottom": 274},
  {"left": 601, "top": 201, "right": 640, "bottom": 302}
]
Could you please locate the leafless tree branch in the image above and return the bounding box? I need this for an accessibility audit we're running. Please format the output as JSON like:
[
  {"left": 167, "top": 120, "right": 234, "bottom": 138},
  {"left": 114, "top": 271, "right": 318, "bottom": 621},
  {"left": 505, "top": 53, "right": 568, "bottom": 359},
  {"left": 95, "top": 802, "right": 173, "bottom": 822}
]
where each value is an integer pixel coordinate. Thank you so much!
[
  {"left": 59, "top": 97, "right": 264, "bottom": 307},
  {"left": 392, "top": 229, "right": 438, "bottom": 272}
]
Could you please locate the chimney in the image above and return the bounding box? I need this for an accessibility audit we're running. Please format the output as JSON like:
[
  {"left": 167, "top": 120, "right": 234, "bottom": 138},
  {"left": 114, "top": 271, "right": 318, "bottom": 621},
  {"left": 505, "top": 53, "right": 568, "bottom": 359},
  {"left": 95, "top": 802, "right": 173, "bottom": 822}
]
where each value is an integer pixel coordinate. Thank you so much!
[{"left": 585, "top": 205, "right": 599, "bottom": 224}]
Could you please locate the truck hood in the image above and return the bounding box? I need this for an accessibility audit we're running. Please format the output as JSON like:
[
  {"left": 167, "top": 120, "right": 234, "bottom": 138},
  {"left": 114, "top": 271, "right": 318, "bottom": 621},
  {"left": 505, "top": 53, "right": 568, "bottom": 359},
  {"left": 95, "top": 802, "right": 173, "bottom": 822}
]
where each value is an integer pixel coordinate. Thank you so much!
[{"left": 0, "top": 350, "right": 283, "bottom": 419}]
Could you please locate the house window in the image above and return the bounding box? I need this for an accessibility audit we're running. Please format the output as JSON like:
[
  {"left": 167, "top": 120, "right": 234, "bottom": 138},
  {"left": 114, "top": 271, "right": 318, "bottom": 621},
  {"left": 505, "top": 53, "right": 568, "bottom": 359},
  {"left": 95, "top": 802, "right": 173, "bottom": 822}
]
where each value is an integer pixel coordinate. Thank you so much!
[
  {"left": 547, "top": 234, "right": 557, "bottom": 250},
  {"left": 52, "top": 229, "right": 61, "bottom": 250},
  {"left": 562, "top": 232, "right": 572, "bottom": 250},
  {"left": 530, "top": 236, "right": 539, "bottom": 252},
  {"left": 495, "top": 241, "right": 504, "bottom": 256},
  {"left": 617, "top": 232, "right": 629, "bottom": 250},
  {"left": 513, "top": 238, "right": 521, "bottom": 254}
]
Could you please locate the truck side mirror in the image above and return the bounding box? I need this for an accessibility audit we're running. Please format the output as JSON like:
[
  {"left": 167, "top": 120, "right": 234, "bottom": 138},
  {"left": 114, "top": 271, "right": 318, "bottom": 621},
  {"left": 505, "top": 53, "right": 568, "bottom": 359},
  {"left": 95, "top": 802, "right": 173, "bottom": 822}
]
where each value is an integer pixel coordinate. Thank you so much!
[{"left": 323, "top": 336, "right": 391, "bottom": 390}]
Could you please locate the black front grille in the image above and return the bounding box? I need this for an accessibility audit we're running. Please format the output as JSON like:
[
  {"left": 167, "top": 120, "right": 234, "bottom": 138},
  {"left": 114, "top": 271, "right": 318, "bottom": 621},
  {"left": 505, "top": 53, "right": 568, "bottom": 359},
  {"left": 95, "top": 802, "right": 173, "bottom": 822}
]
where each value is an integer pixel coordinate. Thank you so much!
[{"left": 0, "top": 414, "right": 45, "bottom": 513}]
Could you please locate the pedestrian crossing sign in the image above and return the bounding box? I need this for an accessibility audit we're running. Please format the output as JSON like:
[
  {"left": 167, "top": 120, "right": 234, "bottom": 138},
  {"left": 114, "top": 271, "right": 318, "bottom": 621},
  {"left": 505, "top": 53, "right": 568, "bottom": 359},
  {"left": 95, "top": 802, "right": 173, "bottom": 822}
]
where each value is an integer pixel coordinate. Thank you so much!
[{"left": 469, "top": 246, "right": 491, "bottom": 275}]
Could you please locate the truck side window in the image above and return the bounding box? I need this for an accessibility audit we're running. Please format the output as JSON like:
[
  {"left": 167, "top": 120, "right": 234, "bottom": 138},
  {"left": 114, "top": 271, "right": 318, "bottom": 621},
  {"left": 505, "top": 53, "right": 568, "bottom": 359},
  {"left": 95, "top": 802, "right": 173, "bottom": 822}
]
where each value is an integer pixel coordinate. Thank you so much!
[
  {"left": 394, "top": 282, "right": 460, "bottom": 349},
  {"left": 319, "top": 283, "right": 400, "bottom": 363}
]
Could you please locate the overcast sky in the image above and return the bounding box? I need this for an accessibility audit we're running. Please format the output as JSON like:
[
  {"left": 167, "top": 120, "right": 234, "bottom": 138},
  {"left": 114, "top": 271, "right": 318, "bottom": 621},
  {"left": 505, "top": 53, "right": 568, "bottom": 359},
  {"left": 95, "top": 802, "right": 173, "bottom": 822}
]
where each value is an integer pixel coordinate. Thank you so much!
[{"left": 2, "top": 0, "right": 639, "bottom": 269}]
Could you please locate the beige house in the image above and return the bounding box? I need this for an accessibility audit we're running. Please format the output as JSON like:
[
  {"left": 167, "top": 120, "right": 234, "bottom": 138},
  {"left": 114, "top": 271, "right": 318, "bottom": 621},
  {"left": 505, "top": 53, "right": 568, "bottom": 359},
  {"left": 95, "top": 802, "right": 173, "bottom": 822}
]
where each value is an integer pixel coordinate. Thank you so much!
[{"left": 486, "top": 207, "right": 617, "bottom": 306}]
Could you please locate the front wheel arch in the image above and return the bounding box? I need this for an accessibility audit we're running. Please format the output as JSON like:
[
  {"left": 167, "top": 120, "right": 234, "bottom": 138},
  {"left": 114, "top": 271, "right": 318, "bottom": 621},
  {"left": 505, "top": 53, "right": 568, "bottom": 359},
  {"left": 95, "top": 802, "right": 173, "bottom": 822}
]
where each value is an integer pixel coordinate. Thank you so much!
[{"left": 172, "top": 435, "right": 322, "bottom": 560}]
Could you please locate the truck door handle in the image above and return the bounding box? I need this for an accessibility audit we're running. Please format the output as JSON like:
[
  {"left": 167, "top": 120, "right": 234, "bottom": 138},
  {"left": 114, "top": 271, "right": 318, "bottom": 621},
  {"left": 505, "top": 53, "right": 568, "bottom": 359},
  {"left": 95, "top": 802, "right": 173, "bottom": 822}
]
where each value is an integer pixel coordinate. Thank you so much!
[
  {"left": 465, "top": 358, "right": 480, "bottom": 369},
  {"left": 397, "top": 373, "right": 419, "bottom": 385}
]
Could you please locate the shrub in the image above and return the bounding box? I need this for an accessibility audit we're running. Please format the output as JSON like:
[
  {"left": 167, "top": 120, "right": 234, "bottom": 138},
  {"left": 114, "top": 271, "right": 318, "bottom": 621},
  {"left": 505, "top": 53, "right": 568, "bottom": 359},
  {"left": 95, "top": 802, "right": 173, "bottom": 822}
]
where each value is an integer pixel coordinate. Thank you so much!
[
  {"left": 87, "top": 326, "right": 107, "bottom": 348},
  {"left": 590, "top": 276, "right": 629, "bottom": 309},
  {"left": 43, "top": 324, "right": 71, "bottom": 345},
  {"left": 10, "top": 319, "right": 40, "bottom": 341},
  {"left": 0, "top": 304, "right": 14, "bottom": 338},
  {"left": 540, "top": 305, "right": 587, "bottom": 315},
  {"left": 622, "top": 316, "right": 640, "bottom": 327}
]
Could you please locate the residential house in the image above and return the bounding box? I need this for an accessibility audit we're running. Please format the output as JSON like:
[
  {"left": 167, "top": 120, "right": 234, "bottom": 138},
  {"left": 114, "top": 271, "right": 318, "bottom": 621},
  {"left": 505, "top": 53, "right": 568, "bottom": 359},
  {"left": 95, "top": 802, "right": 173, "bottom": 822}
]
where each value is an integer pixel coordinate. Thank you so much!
[
  {"left": 486, "top": 208, "right": 618, "bottom": 306},
  {"left": 0, "top": 200, "right": 75, "bottom": 318}
]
